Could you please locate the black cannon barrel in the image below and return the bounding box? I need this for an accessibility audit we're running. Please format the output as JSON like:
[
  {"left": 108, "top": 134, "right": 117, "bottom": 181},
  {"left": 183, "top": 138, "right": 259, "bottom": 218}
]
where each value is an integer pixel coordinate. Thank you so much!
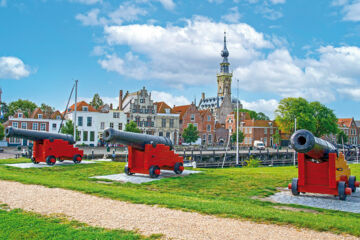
[
  {"left": 5, "top": 127, "right": 75, "bottom": 144},
  {"left": 290, "top": 129, "right": 337, "bottom": 160},
  {"left": 103, "top": 128, "right": 173, "bottom": 151}
]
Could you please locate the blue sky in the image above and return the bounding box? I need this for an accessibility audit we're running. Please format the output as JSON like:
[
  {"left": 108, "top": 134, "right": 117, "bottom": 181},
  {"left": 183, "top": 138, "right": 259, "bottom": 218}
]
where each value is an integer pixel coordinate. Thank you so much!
[{"left": 1, "top": 0, "right": 360, "bottom": 119}]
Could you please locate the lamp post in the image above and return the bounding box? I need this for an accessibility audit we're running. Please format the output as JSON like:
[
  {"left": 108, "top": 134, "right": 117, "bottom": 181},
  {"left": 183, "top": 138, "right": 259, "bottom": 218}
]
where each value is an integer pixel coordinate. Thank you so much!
[
  {"left": 236, "top": 79, "right": 239, "bottom": 165},
  {"left": 293, "top": 117, "right": 297, "bottom": 166}
]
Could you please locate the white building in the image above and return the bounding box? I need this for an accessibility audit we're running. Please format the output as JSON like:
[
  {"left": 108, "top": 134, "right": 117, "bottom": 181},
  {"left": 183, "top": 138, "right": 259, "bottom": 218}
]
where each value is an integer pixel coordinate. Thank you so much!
[{"left": 66, "top": 101, "right": 127, "bottom": 146}]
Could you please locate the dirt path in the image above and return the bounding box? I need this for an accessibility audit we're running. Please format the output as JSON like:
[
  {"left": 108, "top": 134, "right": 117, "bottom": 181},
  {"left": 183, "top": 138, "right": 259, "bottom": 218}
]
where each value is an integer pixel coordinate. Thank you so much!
[{"left": 0, "top": 180, "right": 356, "bottom": 240}]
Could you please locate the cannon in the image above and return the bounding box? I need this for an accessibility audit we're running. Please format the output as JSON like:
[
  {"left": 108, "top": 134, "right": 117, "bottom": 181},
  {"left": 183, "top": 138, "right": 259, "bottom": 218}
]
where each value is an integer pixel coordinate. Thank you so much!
[
  {"left": 6, "top": 127, "right": 83, "bottom": 165},
  {"left": 103, "top": 128, "right": 183, "bottom": 178},
  {"left": 288, "top": 129, "right": 359, "bottom": 200}
]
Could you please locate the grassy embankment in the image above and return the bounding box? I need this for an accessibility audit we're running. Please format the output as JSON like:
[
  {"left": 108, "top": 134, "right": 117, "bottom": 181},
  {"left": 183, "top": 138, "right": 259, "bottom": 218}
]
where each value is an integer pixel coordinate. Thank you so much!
[
  {"left": 0, "top": 205, "right": 160, "bottom": 240},
  {"left": 0, "top": 158, "right": 359, "bottom": 237}
]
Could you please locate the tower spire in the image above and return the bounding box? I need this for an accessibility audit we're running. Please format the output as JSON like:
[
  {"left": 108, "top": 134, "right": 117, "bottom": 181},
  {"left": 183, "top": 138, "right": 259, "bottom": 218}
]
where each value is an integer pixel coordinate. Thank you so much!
[{"left": 220, "top": 31, "right": 229, "bottom": 73}]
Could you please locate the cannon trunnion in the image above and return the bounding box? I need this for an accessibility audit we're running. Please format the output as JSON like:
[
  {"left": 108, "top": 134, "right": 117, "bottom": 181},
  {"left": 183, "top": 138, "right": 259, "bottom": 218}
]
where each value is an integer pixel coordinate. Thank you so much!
[
  {"left": 103, "top": 128, "right": 183, "bottom": 178},
  {"left": 288, "top": 129, "right": 359, "bottom": 200},
  {"left": 6, "top": 127, "right": 83, "bottom": 165}
]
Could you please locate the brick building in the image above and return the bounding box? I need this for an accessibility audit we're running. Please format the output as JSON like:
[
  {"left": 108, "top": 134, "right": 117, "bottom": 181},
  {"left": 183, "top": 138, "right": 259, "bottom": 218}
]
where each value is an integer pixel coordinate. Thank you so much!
[
  {"left": 239, "top": 120, "right": 279, "bottom": 147},
  {"left": 4, "top": 108, "right": 64, "bottom": 146},
  {"left": 173, "top": 103, "right": 215, "bottom": 145},
  {"left": 337, "top": 118, "right": 358, "bottom": 145}
]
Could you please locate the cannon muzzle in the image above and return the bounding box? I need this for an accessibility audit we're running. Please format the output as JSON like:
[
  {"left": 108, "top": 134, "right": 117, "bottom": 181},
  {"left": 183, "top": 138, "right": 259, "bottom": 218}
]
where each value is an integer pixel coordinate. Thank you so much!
[
  {"left": 290, "top": 129, "right": 337, "bottom": 160},
  {"left": 103, "top": 128, "right": 173, "bottom": 151},
  {"left": 5, "top": 127, "right": 75, "bottom": 144}
]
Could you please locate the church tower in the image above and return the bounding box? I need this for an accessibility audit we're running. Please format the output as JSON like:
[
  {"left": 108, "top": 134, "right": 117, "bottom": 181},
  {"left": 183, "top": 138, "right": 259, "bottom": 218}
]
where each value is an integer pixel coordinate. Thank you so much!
[{"left": 217, "top": 32, "right": 232, "bottom": 98}]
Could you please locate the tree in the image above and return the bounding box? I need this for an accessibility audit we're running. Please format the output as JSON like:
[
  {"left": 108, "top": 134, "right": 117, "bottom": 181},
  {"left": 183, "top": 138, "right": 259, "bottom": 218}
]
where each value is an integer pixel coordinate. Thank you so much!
[
  {"left": 310, "top": 101, "right": 338, "bottom": 137},
  {"left": 237, "top": 109, "right": 269, "bottom": 120},
  {"left": 182, "top": 123, "right": 199, "bottom": 145},
  {"left": 90, "top": 93, "right": 104, "bottom": 110},
  {"left": 230, "top": 130, "right": 244, "bottom": 143},
  {"left": 273, "top": 130, "right": 281, "bottom": 145},
  {"left": 275, "top": 97, "right": 338, "bottom": 137},
  {"left": 7, "top": 99, "right": 37, "bottom": 118},
  {"left": 275, "top": 97, "right": 316, "bottom": 135},
  {"left": 337, "top": 130, "right": 348, "bottom": 144},
  {"left": 0, "top": 102, "right": 9, "bottom": 123},
  {"left": 125, "top": 121, "right": 141, "bottom": 133},
  {"left": 60, "top": 120, "right": 80, "bottom": 141},
  {"left": 40, "top": 103, "right": 55, "bottom": 116},
  {"left": 0, "top": 123, "right": 4, "bottom": 140}
]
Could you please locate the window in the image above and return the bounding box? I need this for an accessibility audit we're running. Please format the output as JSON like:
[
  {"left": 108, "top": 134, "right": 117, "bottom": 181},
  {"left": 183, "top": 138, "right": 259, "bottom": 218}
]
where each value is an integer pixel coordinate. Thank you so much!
[
  {"left": 21, "top": 122, "right": 27, "bottom": 129},
  {"left": 83, "top": 131, "right": 88, "bottom": 141},
  {"left": 162, "top": 119, "right": 166, "bottom": 128},
  {"left": 207, "top": 115, "right": 211, "bottom": 121},
  {"left": 207, "top": 124, "right": 211, "bottom": 132},
  {"left": 159, "top": 132, "right": 163, "bottom": 136},
  {"left": 82, "top": 106, "right": 88, "bottom": 111},
  {"left": 113, "top": 112, "right": 120, "bottom": 118},
  {"left": 170, "top": 119, "right": 174, "bottom": 128},
  {"left": 12, "top": 122, "right": 18, "bottom": 128},
  {"left": 87, "top": 117, "right": 92, "bottom": 127},
  {"left": 90, "top": 131, "right": 95, "bottom": 142},
  {"left": 52, "top": 123, "right": 57, "bottom": 130},
  {"left": 9, "top": 137, "right": 21, "bottom": 144},
  {"left": 32, "top": 123, "right": 38, "bottom": 130},
  {"left": 56, "top": 115, "right": 61, "bottom": 120},
  {"left": 110, "top": 122, "right": 114, "bottom": 128},
  {"left": 166, "top": 132, "right": 170, "bottom": 138},
  {"left": 264, "top": 128, "right": 267, "bottom": 134},
  {"left": 78, "top": 116, "right": 83, "bottom": 126},
  {"left": 165, "top": 108, "right": 170, "bottom": 114},
  {"left": 100, "top": 122, "right": 105, "bottom": 130},
  {"left": 249, "top": 128, "right": 252, "bottom": 134},
  {"left": 208, "top": 134, "right": 212, "bottom": 144},
  {"left": 118, "top": 123, "right": 122, "bottom": 130},
  {"left": 151, "top": 122, "right": 154, "bottom": 127},
  {"left": 191, "top": 114, "right": 195, "bottom": 121},
  {"left": 40, "top": 123, "right": 46, "bottom": 131},
  {"left": 18, "top": 113, "right": 23, "bottom": 118},
  {"left": 249, "top": 137, "right": 252, "bottom": 145},
  {"left": 263, "top": 137, "right": 267, "bottom": 146},
  {"left": 38, "top": 114, "right": 43, "bottom": 119},
  {"left": 194, "top": 123, "right": 198, "bottom": 129},
  {"left": 270, "top": 128, "right": 273, "bottom": 134}
]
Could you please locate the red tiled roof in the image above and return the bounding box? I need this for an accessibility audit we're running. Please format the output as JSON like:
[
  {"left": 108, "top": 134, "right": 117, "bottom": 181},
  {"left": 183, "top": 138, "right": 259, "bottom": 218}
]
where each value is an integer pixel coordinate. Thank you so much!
[
  {"left": 243, "top": 120, "right": 275, "bottom": 127},
  {"left": 338, "top": 118, "right": 353, "bottom": 128},
  {"left": 172, "top": 105, "right": 191, "bottom": 119},
  {"left": 154, "top": 101, "right": 172, "bottom": 113},
  {"left": 68, "top": 101, "right": 98, "bottom": 113}
]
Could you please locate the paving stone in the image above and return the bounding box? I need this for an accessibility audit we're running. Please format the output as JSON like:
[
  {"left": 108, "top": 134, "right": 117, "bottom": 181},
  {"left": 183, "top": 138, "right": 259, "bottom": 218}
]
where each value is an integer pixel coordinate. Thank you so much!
[
  {"left": 269, "top": 188, "right": 360, "bottom": 213},
  {"left": 91, "top": 170, "right": 202, "bottom": 184},
  {"left": 4, "top": 160, "right": 96, "bottom": 169}
]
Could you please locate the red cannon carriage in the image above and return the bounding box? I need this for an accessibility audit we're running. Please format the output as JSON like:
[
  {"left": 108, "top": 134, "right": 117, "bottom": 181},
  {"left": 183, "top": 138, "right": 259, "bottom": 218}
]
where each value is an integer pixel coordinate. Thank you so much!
[
  {"left": 288, "top": 129, "right": 359, "bottom": 200},
  {"left": 6, "top": 127, "right": 83, "bottom": 166},
  {"left": 103, "top": 128, "right": 184, "bottom": 178}
]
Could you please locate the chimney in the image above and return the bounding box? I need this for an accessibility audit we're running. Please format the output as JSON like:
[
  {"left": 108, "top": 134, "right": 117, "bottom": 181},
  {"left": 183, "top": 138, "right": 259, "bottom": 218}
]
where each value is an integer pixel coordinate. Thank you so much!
[
  {"left": 119, "top": 90, "right": 123, "bottom": 110},
  {"left": 110, "top": 103, "right": 113, "bottom": 110},
  {"left": 201, "top": 92, "right": 205, "bottom": 99}
]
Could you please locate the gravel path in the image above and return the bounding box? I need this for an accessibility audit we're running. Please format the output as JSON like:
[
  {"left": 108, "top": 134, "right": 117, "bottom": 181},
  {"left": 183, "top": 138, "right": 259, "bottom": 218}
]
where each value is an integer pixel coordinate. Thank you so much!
[{"left": 0, "top": 180, "right": 356, "bottom": 240}]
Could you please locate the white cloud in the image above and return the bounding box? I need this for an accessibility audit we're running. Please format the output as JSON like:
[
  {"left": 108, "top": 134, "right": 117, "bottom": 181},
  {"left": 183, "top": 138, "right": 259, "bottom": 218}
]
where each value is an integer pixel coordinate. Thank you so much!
[
  {"left": 331, "top": 0, "right": 348, "bottom": 6},
  {"left": 221, "top": 7, "right": 242, "bottom": 23},
  {"left": 69, "top": 0, "right": 102, "bottom": 4},
  {"left": 338, "top": 88, "right": 360, "bottom": 100},
  {"left": 0, "top": 56, "right": 31, "bottom": 80},
  {"left": 157, "top": 0, "right": 175, "bottom": 10},
  {"left": 256, "top": 5, "right": 283, "bottom": 20},
  {"left": 151, "top": 91, "right": 191, "bottom": 107},
  {"left": 208, "top": 0, "right": 224, "bottom": 4},
  {"left": 234, "top": 46, "right": 360, "bottom": 102},
  {"left": 0, "top": 0, "right": 6, "bottom": 7},
  {"left": 343, "top": 0, "right": 360, "bottom": 21},
  {"left": 269, "top": 0, "right": 286, "bottom": 4},
  {"left": 101, "top": 17, "right": 272, "bottom": 87},
  {"left": 76, "top": 3, "right": 147, "bottom": 26},
  {"left": 241, "top": 99, "right": 279, "bottom": 119}
]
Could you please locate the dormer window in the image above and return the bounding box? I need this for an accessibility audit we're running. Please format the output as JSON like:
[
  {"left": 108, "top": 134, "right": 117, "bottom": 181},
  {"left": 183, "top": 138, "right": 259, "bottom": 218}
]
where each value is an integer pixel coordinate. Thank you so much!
[
  {"left": 165, "top": 108, "right": 170, "bottom": 114},
  {"left": 82, "top": 106, "right": 88, "bottom": 111},
  {"left": 38, "top": 114, "right": 43, "bottom": 119},
  {"left": 56, "top": 115, "right": 61, "bottom": 120},
  {"left": 18, "top": 113, "right": 23, "bottom": 118}
]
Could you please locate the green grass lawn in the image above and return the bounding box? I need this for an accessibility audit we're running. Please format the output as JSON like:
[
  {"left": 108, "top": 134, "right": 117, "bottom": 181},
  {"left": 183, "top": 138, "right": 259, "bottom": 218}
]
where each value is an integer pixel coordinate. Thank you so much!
[
  {"left": 0, "top": 207, "right": 160, "bottom": 240},
  {"left": 0, "top": 159, "right": 359, "bottom": 237}
]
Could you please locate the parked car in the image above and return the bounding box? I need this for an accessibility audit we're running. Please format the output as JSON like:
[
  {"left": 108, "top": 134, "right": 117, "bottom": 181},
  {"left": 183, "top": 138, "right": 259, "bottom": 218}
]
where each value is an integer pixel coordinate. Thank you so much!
[{"left": 254, "top": 141, "right": 265, "bottom": 150}]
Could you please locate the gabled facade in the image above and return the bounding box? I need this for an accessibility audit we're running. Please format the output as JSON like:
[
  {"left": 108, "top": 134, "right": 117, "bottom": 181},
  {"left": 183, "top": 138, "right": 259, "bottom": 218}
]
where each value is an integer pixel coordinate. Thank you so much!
[
  {"left": 154, "top": 102, "right": 180, "bottom": 144},
  {"left": 337, "top": 118, "right": 358, "bottom": 145}
]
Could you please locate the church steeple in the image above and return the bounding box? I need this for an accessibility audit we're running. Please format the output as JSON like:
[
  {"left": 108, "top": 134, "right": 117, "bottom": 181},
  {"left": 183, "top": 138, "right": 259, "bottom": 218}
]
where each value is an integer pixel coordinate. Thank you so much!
[
  {"left": 220, "top": 32, "right": 230, "bottom": 73},
  {"left": 217, "top": 31, "right": 232, "bottom": 97}
]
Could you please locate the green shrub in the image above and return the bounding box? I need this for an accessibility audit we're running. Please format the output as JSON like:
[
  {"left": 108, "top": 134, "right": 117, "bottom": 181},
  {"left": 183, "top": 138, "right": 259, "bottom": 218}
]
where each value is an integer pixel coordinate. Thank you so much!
[{"left": 244, "top": 156, "right": 260, "bottom": 168}]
